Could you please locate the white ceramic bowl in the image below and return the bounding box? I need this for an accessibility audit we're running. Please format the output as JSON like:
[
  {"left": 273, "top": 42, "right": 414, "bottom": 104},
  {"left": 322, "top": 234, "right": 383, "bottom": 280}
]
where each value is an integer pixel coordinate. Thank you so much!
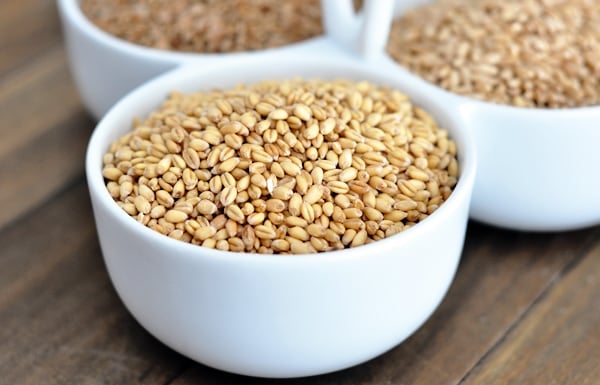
[
  {"left": 457, "top": 94, "right": 600, "bottom": 231},
  {"left": 380, "top": 1, "right": 600, "bottom": 231},
  {"left": 86, "top": 56, "right": 476, "bottom": 378},
  {"left": 57, "top": 0, "right": 391, "bottom": 119}
]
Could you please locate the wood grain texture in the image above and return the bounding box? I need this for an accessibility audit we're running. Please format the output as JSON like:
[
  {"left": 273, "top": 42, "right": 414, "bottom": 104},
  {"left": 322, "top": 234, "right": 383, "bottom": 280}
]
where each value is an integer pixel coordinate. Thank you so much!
[
  {"left": 460, "top": 240, "right": 600, "bottom": 385},
  {"left": 0, "top": 183, "right": 189, "bottom": 385},
  {"left": 0, "top": 46, "right": 84, "bottom": 156},
  {"left": 0, "top": 0, "right": 62, "bottom": 76},
  {"left": 0, "top": 0, "right": 599, "bottom": 384},
  {"left": 0, "top": 45, "right": 93, "bottom": 230}
]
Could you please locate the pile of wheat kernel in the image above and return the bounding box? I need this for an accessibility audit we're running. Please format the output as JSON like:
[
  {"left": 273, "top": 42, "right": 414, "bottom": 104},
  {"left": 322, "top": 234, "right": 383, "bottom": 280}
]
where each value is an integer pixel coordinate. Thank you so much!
[
  {"left": 387, "top": 0, "right": 600, "bottom": 108},
  {"left": 80, "top": 0, "right": 322, "bottom": 53},
  {"left": 102, "top": 79, "right": 459, "bottom": 254}
]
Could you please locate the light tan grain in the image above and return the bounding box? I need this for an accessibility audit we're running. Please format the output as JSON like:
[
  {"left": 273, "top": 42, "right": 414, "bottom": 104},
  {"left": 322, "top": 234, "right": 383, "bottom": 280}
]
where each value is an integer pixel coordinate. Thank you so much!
[
  {"left": 387, "top": 0, "right": 600, "bottom": 108},
  {"left": 104, "top": 78, "right": 459, "bottom": 254}
]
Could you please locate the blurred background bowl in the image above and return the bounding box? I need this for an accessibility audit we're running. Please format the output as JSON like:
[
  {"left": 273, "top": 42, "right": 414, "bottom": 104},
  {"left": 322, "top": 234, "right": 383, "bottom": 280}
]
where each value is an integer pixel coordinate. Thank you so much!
[
  {"left": 381, "top": 0, "right": 600, "bottom": 231},
  {"left": 57, "top": 0, "right": 354, "bottom": 119}
]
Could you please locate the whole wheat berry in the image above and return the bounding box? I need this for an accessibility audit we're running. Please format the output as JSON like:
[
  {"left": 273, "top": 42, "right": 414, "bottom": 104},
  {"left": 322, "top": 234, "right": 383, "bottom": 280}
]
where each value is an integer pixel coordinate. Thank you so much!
[
  {"left": 103, "top": 79, "right": 459, "bottom": 254},
  {"left": 80, "top": 0, "right": 323, "bottom": 53},
  {"left": 387, "top": 0, "right": 600, "bottom": 108}
]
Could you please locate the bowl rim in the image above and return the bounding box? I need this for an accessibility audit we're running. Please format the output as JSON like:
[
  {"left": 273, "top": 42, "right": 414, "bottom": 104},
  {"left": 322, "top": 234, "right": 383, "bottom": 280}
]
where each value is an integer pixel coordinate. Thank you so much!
[
  {"left": 428, "top": 75, "right": 600, "bottom": 115},
  {"left": 86, "top": 56, "right": 477, "bottom": 263},
  {"left": 58, "top": 0, "right": 330, "bottom": 64}
]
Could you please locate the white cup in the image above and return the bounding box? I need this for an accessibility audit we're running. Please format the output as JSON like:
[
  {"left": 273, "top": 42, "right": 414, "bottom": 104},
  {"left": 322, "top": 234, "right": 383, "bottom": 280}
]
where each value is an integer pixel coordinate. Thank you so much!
[
  {"left": 86, "top": 56, "right": 476, "bottom": 378},
  {"left": 377, "top": 1, "right": 600, "bottom": 231}
]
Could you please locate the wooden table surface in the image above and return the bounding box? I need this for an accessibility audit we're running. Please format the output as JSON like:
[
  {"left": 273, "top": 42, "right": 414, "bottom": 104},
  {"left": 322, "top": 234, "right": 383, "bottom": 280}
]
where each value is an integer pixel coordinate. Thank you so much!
[{"left": 1, "top": 1, "right": 599, "bottom": 384}]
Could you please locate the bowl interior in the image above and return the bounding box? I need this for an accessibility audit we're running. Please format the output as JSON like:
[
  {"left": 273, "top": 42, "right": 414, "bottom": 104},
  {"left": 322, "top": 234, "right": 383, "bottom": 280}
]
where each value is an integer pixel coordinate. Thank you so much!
[
  {"left": 61, "top": 0, "right": 333, "bottom": 63},
  {"left": 86, "top": 56, "right": 477, "bottom": 261}
]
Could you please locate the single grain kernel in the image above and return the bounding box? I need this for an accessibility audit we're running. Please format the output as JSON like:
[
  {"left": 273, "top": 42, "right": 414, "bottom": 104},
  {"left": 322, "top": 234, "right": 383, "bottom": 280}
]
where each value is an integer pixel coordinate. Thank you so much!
[
  {"left": 102, "top": 167, "right": 122, "bottom": 181},
  {"left": 217, "top": 185, "right": 237, "bottom": 206},
  {"left": 293, "top": 104, "right": 313, "bottom": 121},
  {"left": 290, "top": 242, "right": 316, "bottom": 254},
  {"left": 327, "top": 181, "right": 350, "bottom": 194},
  {"left": 272, "top": 185, "right": 293, "bottom": 200},
  {"left": 255, "top": 225, "right": 277, "bottom": 240},
  {"left": 304, "top": 185, "right": 323, "bottom": 204},
  {"left": 247, "top": 212, "right": 266, "bottom": 226},
  {"left": 225, "top": 205, "right": 245, "bottom": 223},
  {"left": 165, "top": 209, "right": 188, "bottom": 223},
  {"left": 195, "top": 226, "right": 217, "bottom": 241},
  {"left": 288, "top": 226, "right": 310, "bottom": 241}
]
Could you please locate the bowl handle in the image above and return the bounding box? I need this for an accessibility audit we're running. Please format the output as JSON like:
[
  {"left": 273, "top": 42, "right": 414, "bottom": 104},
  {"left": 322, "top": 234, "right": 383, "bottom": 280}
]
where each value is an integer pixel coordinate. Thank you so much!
[{"left": 322, "top": 0, "right": 395, "bottom": 60}]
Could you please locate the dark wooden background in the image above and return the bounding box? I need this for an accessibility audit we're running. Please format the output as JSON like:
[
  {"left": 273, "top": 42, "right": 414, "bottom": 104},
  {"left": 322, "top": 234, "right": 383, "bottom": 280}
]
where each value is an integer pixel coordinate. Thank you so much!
[{"left": 1, "top": 1, "right": 598, "bottom": 384}]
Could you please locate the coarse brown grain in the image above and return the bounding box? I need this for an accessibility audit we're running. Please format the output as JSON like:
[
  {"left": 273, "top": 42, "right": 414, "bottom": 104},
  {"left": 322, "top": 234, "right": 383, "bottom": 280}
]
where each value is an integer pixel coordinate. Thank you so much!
[
  {"left": 387, "top": 0, "right": 600, "bottom": 108},
  {"left": 102, "top": 78, "right": 459, "bottom": 254},
  {"left": 80, "top": 0, "right": 323, "bottom": 53}
]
